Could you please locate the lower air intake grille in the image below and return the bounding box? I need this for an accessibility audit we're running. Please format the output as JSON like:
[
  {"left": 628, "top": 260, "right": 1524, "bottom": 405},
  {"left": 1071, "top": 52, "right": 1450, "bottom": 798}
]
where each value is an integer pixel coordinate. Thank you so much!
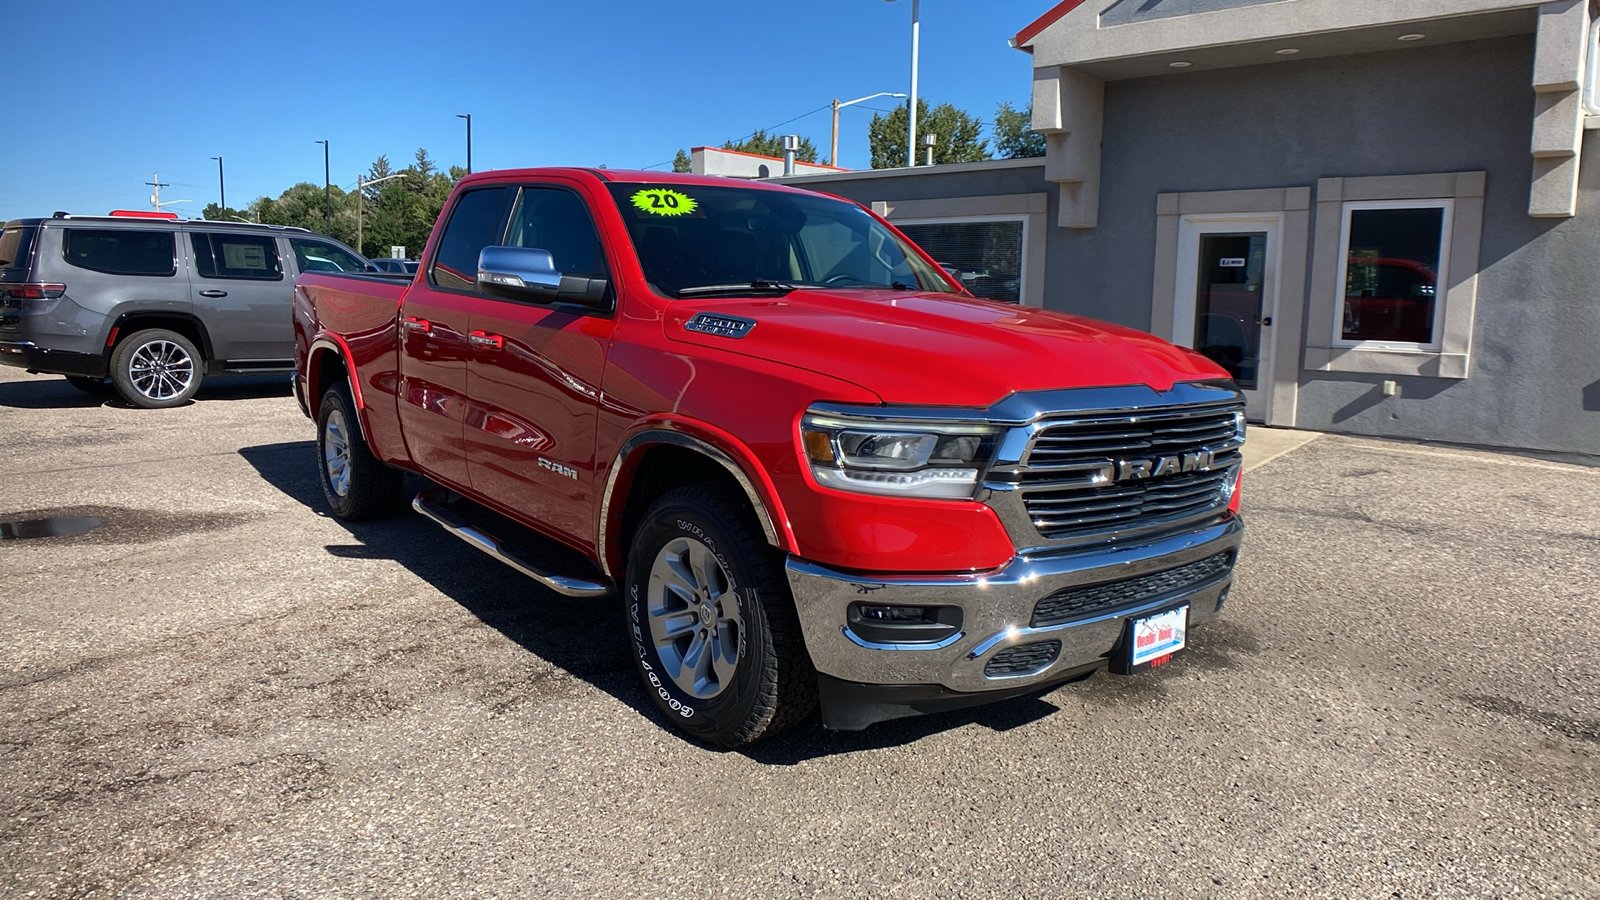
[
  {"left": 1030, "top": 552, "right": 1234, "bottom": 628},
  {"left": 984, "top": 640, "right": 1062, "bottom": 677}
]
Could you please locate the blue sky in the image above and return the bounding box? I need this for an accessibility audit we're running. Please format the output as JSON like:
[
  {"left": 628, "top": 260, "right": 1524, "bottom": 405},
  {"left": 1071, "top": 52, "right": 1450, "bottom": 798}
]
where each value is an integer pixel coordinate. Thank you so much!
[{"left": 1, "top": 0, "right": 1043, "bottom": 220}]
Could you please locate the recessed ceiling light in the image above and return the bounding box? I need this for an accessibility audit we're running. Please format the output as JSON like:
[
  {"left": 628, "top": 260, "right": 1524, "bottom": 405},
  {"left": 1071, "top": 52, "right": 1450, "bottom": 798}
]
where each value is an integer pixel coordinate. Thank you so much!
[
  {"left": 1275, "top": 48, "right": 1301, "bottom": 55},
  {"left": 1169, "top": 61, "right": 1193, "bottom": 68},
  {"left": 1398, "top": 33, "right": 1426, "bottom": 41}
]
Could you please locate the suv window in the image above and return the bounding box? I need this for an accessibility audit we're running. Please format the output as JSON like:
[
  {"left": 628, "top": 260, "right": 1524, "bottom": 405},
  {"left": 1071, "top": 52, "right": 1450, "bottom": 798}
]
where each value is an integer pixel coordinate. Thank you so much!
[
  {"left": 0, "top": 225, "right": 38, "bottom": 276},
  {"left": 289, "top": 238, "right": 366, "bottom": 274},
  {"left": 63, "top": 229, "right": 176, "bottom": 276},
  {"left": 191, "top": 232, "right": 283, "bottom": 280},
  {"left": 430, "top": 187, "right": 514, "bottom": 290},
  {"left": 505, "top": 188, "right": 607, "bottom": 277}
]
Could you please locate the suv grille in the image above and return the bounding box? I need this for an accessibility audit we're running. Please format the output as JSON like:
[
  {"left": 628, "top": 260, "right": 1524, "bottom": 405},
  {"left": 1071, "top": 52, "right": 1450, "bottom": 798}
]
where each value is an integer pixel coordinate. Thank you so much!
[
  {"left": 984, "top": 641, "right": 1061, "bottom": 677},
  {"left": 1030, "top": 551, "right": 1234, "bottom": 628},
  {"left": 1017, "top": 403, "right": 1243, "bottom": 542}
]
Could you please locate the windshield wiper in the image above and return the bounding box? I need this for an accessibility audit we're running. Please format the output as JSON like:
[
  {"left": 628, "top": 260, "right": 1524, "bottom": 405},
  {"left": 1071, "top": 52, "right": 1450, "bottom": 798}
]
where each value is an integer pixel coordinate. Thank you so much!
[{"left": 676, "top": 280, "right": 797, "bottom": 297}]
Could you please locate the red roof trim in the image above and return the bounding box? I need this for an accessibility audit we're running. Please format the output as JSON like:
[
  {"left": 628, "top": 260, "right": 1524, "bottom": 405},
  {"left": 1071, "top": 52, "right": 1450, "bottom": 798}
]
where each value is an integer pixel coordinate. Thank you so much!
[
  {"left": 1013, "top": 0, "right": 1091, "bottom": 48},
  {"left": 690, "top": 146, "right": 849, "bottom": 171}
]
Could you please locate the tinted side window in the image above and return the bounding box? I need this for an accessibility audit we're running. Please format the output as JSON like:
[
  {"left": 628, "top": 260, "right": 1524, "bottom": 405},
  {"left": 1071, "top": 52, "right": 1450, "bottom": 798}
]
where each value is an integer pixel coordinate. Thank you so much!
[
  {"left": 208, "top": 233, "right": 282, "bottom": 280},
  {"left": 63, "top": 229, "right": 175, "bottom": 276},
  {"left": 0, "top": 225, "right": 38, "bottom": 276},
  {"left": 290, "top": 238, "right": 366, "bottom": 274},
  {"left": 430, "top": 187, "right": 514, "bottom": 290},
  {"left": 505, "top": 188, "right": 607, "bottom": 277}
]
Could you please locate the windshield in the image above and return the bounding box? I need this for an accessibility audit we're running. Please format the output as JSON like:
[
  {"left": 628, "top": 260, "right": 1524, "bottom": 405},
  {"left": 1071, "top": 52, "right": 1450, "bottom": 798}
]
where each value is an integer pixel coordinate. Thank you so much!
[{"left": 605, "top": 183, "right": 955, "bottom": 298}]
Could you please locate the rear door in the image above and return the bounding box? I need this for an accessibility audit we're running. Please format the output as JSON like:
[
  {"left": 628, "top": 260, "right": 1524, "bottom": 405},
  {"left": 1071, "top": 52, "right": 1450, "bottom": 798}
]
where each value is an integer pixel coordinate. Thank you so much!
[
  {"left": 397, "top": 185, "right": 516, "bottom": 490},
  {"left": 187, "top": 229, "right": 292, "bottom": 365},
  {"left": 463, "top": 183, "right": 616, "bottom": 547}
]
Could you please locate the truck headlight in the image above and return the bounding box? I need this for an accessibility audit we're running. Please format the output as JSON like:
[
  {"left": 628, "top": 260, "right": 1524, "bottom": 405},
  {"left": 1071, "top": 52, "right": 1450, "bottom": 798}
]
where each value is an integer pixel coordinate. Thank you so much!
[{"left": 801, "top": 412, "right": 998, "bottom": 500}]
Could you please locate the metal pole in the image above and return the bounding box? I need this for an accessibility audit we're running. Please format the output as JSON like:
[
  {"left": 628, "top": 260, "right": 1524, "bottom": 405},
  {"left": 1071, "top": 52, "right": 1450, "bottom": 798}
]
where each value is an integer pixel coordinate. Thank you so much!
[
  {"left": 212, "top": 156, "right": 225, "bottom": 215},
  {"left": 831, "top": 99, "right": 840, "bottom": 168},
  {"left": 356, "top": 174, "right": 363, "bottom": 255},
  {"left": 458, "top": 114, "right": 472, "bottom": 174},
  {"left": 322, "top": 141, "right": 331, "bottom": 234},
  {"left": 907, "top": 0, "right": 920, "bottom": 167}
]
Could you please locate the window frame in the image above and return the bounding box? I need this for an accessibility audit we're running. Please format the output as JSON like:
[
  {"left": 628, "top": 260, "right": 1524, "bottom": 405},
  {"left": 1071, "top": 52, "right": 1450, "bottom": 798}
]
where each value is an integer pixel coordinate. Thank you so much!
[
  {"left": 888, "top": 214, "right": 1029, "bottom": 304},
  {"left": 1330, "top": 198, "right": 1455, "bottom": 353},
  {"left": 61, "top": 228, "right": 177, "bottom": 277}
]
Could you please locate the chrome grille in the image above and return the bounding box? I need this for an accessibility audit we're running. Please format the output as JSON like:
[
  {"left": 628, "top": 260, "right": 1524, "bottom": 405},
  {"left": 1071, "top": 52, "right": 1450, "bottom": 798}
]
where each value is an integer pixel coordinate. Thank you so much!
[
  {"left": 1013, "top": 402, "right": 1243, "bottom": 543},
  {"left": 984, "top": 641, "right": 1061, "bottom": 677}
]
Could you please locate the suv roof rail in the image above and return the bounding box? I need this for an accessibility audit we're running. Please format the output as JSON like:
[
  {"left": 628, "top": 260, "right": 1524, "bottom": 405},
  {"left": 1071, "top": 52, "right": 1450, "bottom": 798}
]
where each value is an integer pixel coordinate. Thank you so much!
[{"left": 43, "top": 212, "right": 312, "bottom": 233}]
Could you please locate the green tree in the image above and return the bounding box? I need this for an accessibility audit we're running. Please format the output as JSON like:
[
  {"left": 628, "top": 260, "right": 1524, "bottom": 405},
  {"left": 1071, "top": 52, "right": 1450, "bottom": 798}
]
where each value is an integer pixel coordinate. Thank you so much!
[
  {"left": 868, "top": 99, "right": 990, "bottom": 168},
  {"left": 671, "top": 149, "right": 692, "bottom": 173},
  {"left": 724, "top": 129, "right": 819, "bottom": 163},
  {"left": 993, "top": 101, "right": 1046, "bottom": 159},
  {"left": 200, "top": 203, "right": 253, "bottom": 222}
]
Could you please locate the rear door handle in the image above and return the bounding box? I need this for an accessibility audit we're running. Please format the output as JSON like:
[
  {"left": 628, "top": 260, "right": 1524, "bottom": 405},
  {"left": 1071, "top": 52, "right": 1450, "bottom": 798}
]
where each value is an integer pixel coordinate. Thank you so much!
[
  {"left": 401, "top": 316, "right": 431, "bottom": 334},
  {"left": 468, "top": 330, "right": 504, "bottom": 350},
  {"left": 198, "top": 289, "right": 227, "bottom": 298}
]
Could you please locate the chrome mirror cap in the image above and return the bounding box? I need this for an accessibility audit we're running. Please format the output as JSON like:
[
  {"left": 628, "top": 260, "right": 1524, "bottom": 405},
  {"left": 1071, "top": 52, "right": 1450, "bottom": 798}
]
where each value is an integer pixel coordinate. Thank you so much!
[{"left": 478, "top": 246, "right": 561, "bottom": 293}]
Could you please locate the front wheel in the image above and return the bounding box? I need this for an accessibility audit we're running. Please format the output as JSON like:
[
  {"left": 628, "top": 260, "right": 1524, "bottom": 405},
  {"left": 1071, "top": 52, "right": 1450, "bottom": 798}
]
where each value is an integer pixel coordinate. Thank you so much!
[
  {"left": 109, "top": 328, "right": 202, "bottom": 408},
  {"left": 624, "top": 485, "right": 817, "bottom": 747}
]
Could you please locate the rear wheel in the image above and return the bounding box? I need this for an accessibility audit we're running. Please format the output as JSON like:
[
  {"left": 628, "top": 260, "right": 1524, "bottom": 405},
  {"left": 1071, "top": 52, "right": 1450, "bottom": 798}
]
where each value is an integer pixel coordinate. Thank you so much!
[
  {"left": 624, "top": 485, "right": 817, "bottom": 747},
  {"left": 64, "top": 376, "right": 116, "bottom": 397},
  {"left": 316, "top": 384, "right": 403, "bottom": 521},
  {"left": 109, "top": 328, "right": 202, "bottom": 408}
]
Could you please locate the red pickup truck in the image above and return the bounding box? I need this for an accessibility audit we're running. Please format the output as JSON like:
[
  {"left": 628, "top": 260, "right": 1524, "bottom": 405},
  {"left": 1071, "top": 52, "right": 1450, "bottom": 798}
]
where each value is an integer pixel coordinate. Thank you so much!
[{"left": 293, "top": 169, "right": 1246, "bottom": 746}]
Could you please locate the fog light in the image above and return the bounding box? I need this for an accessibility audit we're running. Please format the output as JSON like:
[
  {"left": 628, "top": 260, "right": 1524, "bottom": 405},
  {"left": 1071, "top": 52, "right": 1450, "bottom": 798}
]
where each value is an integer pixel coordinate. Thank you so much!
[{"left": 858, "top": 604, "right": 926, "bottom": 621}]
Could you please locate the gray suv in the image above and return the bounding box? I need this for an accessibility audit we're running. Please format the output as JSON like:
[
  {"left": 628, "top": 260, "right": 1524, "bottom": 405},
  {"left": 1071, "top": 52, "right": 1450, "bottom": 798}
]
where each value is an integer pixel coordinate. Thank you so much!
[{"left": 0, "top": 213, "right": 369, "bottom": 408}]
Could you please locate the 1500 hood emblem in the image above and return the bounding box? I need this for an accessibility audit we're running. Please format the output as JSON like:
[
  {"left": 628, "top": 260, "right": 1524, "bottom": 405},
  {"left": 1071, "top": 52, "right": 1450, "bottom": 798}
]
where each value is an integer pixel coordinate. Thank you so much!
[
  {"left": 1115, "top": 449, "right": 1214, "bottom": 482},
  {"left": 685, "top": 313, "right": 755, "bottom": 339}
]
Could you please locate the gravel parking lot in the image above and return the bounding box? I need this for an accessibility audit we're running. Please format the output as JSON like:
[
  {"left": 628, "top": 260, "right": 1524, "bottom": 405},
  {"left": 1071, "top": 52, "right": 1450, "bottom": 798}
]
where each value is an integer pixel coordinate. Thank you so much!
[{"left": 2, "top": 366, "right": 1596, "bottom": 899}]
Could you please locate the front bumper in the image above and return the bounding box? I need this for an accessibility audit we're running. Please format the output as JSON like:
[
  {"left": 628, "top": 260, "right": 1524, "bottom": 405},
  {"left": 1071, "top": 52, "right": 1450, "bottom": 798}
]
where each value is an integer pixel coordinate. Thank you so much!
[
  {"left": 787, "top": 514, "right": 1242, "bottom": 711},
  {"left": 0, "top": 341, "right": 108, "bottom": 377}
]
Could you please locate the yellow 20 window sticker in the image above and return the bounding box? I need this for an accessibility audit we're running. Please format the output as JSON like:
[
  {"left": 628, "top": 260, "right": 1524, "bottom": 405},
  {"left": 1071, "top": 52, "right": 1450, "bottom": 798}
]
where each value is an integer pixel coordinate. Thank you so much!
[{"left": 631, "top": 188, "right": 698, "bottom": 217}]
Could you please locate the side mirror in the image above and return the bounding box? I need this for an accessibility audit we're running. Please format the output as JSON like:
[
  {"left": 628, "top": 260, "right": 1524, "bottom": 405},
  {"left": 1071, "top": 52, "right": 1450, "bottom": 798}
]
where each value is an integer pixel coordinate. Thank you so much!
[{"left": 477, "top": 246, "right": 609, "bottom": 310}]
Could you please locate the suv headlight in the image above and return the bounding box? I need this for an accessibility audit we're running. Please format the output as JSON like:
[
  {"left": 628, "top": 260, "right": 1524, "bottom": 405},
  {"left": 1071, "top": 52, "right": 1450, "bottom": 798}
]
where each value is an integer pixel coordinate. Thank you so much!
[{"left": 800, "top": 411, "right": 998, "bottom": 500}]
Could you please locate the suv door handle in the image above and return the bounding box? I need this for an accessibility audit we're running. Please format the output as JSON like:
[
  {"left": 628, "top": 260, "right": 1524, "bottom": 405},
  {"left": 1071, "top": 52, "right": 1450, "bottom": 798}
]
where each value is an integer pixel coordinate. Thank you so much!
[
  {"left": 198, "top": 289, "right": 227, "bottom": 298},
  {"left": 401, "top": 316, "right": 431, "bottom": 334},
  {"left": 468, "top": 330, "right": 505, "bottom": 350}
]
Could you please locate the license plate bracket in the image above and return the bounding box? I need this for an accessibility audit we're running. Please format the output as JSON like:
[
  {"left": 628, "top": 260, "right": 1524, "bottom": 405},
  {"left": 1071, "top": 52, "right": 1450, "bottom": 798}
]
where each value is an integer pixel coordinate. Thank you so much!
[{"left": 1109, "top": 604, "right": 1189, "bottom": 675}]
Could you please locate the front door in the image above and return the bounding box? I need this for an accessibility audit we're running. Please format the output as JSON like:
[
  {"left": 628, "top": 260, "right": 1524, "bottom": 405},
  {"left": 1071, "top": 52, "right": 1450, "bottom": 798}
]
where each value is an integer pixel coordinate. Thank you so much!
[{"left": 1174, "top": 216, "right": 1280, "bottom": 421}]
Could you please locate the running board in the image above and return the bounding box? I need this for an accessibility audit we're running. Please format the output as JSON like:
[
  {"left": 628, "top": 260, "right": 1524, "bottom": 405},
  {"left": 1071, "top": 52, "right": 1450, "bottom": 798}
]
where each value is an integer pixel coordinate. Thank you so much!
[{"left": 412, "top": 488, "right": 612, "bottom": 598}]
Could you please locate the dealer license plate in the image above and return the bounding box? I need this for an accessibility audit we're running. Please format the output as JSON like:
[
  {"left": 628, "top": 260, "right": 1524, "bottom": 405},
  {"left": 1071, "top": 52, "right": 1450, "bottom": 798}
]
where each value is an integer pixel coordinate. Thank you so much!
[{"left": 1130, "top": 604, "right": 1188, "bottom": 667}]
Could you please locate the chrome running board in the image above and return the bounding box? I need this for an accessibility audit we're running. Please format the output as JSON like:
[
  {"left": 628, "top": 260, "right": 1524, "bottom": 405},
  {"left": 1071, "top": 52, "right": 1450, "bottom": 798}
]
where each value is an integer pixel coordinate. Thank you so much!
[{"left": 412, "top": 488, "right": 611, "bottom": 598}]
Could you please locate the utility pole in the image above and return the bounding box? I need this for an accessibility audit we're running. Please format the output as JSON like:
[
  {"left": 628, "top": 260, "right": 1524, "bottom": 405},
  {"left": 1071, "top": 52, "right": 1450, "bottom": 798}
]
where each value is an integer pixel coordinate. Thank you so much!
[
  {"left": 457, "top": 114, "right": 472, "bottom": 174},
  {"left": 210, "top": 156, "right": 225, "bottom": 215},
  {"left": 146, "top": 173, "right": 170, "bottom": 211},
  {"left": 314, "top": 140, "right": 331, "bottom": 234}
]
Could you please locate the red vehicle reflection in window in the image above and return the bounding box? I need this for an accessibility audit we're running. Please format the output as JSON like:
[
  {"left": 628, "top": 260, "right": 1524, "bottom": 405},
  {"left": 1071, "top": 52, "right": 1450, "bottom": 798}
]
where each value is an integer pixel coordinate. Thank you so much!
[{"left": 1342, "top": 256, "right": 1436, "bottom": 344}]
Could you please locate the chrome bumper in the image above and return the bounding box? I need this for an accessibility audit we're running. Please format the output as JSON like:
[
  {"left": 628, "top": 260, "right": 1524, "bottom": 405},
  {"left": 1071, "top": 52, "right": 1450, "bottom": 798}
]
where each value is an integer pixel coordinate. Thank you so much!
[{"left": 785, "top": 515, "right": 1243, "bottom": 693}]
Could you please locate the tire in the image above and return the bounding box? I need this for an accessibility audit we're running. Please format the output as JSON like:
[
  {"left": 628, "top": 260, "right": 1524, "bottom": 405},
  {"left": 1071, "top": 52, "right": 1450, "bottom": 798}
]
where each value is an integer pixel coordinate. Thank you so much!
[
  {"left": 64, "top": 376, "right": 117, "bottom": 397},
  {"left": 109, "top": 328, "right": 202, "bottom": 409},
  {"left": 316, "top": 384, "right": 403, "bottom": 521},
  {"left": 624, "top": 485, "right": 817, "bottom": 747}
]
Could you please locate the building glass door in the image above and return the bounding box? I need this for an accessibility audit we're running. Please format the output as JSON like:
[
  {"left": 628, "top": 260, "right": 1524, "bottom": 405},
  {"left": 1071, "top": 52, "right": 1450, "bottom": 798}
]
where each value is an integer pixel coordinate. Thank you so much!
[{"left": 1174, "top": 216, "right": 1280, "bottom": 421}]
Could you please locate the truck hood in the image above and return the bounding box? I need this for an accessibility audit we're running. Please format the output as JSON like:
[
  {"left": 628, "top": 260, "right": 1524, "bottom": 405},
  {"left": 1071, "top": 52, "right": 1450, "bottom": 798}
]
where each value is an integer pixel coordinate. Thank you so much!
[{"left": 663, "top": 289, "right": 1228, "bottom": 407}]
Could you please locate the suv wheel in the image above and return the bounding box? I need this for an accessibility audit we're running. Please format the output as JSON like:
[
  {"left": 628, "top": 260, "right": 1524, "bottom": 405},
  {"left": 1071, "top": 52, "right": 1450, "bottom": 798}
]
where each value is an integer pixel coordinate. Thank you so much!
[
  {"left": 109, "top": 328, "right": 202, "bottom": 409},
  {"left": 316, "top": 384, "right": 403, "bottom": 521},
  {"left": 624, "top": 485, "right": 817, "bottom": 747}
]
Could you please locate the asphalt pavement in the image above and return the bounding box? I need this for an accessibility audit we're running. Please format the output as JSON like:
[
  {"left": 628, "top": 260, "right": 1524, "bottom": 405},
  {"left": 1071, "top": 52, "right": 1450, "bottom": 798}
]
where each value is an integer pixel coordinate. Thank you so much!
[{"left": 1, "top": 366, "right": 1596, "bottom": 899}]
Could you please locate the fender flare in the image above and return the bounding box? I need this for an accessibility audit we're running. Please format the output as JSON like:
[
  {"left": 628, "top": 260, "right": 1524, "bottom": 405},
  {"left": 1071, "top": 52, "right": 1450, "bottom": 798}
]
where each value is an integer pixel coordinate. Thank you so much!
[
  {"left": 596, "top": 425, "right": 794, "bottom": 579},
  {"left": 305, "top": 333, "right": 374, "bottom": 445}
]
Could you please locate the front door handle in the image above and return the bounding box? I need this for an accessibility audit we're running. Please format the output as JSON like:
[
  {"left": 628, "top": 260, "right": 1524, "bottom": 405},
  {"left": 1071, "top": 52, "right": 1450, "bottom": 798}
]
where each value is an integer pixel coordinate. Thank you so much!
[
  {"left": 198, "top": 289, "right": 227, "bottom": 298},
  {"left": 468, "top": 330, "right": 505, "bottom": 350},
  {"left": 401, "top": 316, "right": 431, "bottom": 334},
  {"left": 1258, "top": 316, "right": 1273, "bottom": 326}
]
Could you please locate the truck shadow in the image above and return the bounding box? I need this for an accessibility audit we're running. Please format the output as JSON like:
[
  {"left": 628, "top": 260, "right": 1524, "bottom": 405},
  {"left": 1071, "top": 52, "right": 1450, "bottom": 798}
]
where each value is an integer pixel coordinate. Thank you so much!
[
  {"left": 0, "top": 373, "right": 291, "bottom": 410},
  {"left": 238, "top": 440, "right": 1068, "bottom": 763}
]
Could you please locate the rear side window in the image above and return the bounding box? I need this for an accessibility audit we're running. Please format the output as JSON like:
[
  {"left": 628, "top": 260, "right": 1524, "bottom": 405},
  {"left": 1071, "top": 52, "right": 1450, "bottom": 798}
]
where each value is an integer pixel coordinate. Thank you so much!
[
  {"left": 191, "top": 233, "right": 283, "bottom": 280},
  {"left": 0, "top": 226, "right": 38, "bottom": 275},
  {"left": 505, "top": 187, "right": 607, "bottom": 277},
  {"left": 430, "top": 187, "right": 514, "bottom": 290},
  {"left": 289, "top": 238, "right": 366, "bottom": 274},
  {"left": 63, "top": 229, "right": 176, "bottom": 276}
]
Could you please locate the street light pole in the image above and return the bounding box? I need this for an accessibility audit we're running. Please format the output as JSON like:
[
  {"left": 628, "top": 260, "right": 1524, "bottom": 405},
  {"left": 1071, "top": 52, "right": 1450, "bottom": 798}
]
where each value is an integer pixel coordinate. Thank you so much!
[
  {"left": 457, "top": 114, "right": 472, "bottom": 174},
  {"left": 314, "top": 140, "right": 331, "bottom": 234},
  {"left": 210, "top": 156, "right": 225, "bottom": 215},
  {"left": 884, "top": 0, "right": 922, "bottom": 167},
  {"left": 830, "top": 91, "right": 907, "bottom": 167},
  {"left": 356, "top": 172, "right": 406, "bottom": 257}
]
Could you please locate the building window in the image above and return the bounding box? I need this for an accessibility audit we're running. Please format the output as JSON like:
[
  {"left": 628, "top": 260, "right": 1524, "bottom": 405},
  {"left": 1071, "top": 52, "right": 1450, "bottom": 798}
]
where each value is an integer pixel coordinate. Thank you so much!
[
  {"left": 1334, "top": 201, "right": 1452, "bottom": 349},
  {"left": 893, "top": 218, "right": 1025, "bottom": 303}
]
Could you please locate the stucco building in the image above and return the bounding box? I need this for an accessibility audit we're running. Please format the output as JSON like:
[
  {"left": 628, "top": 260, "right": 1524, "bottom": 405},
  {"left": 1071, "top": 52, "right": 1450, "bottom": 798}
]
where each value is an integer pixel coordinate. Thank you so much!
[{"left": 778, "top": 0, "right": 1599, "bottom": 456}]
